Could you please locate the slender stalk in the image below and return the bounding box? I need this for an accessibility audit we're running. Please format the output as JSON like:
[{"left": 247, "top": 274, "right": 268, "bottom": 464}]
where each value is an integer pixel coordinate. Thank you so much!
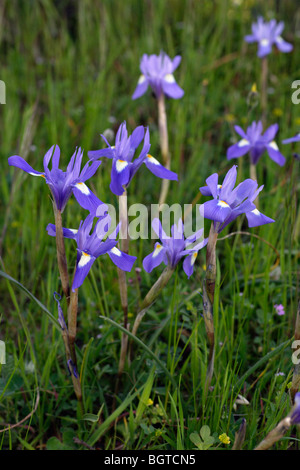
[
  {"left": 260, "top": 56, "right": 268, "bottom": 127},
  {"left": 54, "top": 293, "right": 83, "bottom": 414},
  {"left": 290, "top": 301, "right": 300, "bottom": 403},
  {"left": 205, "top": 223, "right": 218, "bottom": 304},
  {"left": 250, "top": 158, "right": 259, "bottom": 207},
  {"left": 232, "top": 418, "right": 247, "bottom": 450},
  {"left": 158, "top": 93, "right": 171, "bottom": 207},
  {"left": 68, "top": 287, "right": 79, "bottom": 368},
  {"left": 203, "top": 223, "right": 218, "bottom": 392},
  {"left": 254, "top": 416, "right": 291, "bottom": 450},
  {"left": 131, "top": 265, "right": 175, "bottom": 339},
  {"left": 53, "top": 205, "right": 70, "bottom": 303},
  {"left": 117, "top": 189, "right": 129, "bottom": 377}
]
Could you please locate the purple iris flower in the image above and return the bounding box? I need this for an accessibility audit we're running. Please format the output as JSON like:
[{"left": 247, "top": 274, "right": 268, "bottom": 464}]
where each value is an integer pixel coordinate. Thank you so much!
[
  {"left": 88, "top": 121, "right": 177, "bottom": 196},
  {"left": 227, "top": 121, "right": 285, "bottom": 167},
  {"left": 47, "top": 214, "right": 136, "bottom": 291},
  {"left": 282, "top": 133, "right": 300, "bottom": 144},
  {"left": 291, "top": 393, "right": 300, "bottom": 425},
  {"left": 132, "top": 51, "right": 184, "bottom": 100},
  {"left": 143, "top": 218, "right": 207, "bottom": 278},
  {"left": 8, "top": 145, "right": 101, "bottom": 213},
  {"left": 245, "top": 17, "right": 293, "bottom": 58},
  {"left": 199, "top": 165, "right": 275, "bottom": 233}
]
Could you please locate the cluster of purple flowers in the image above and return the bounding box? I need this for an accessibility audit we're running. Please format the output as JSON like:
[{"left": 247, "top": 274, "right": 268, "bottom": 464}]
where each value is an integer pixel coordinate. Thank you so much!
[{"left": 8, "top": 23, "right": 290, "bottom": 296}]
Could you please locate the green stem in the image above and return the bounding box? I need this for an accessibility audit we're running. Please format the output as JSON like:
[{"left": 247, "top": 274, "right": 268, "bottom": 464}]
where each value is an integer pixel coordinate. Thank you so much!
[
  {"left": 203, "top": 223, "right": 218, "bottom": 392},
  {"left": 290, "top": 301, "right": 300, "bottom": 403},
  {"left": 117, "top": 189, "right": 129, "bottom": 377},
  {"left": 158, "top": 93, "right": 171, "bottom": 207},
  {"left": 53, "top": 205, "right": 70, "bottom": 303},
  {"left": 131, "top": 265, "right": 175, "bottom": 339},
  {"left": 261, "top": 56, "right": 268, "bottom": 127}
]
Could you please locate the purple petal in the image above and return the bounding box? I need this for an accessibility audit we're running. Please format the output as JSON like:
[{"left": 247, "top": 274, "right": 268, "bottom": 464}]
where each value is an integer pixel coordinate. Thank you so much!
[
  {"left": 144, "top": 155, "right": 178, "bottom": 180},
  {"left": 110, "top": 159, "right": 131, "bottom": 195},
  {"left": 130, "top": 126, "right": 145, "bottom": 151},
  {"left": 275, "top": 37, "right": 293, "bottom": 53},
  {"left": 266, "top": 143, "right": 286, "bottom": 166},
  {"left": 201, "top": 173, "right": 219, "bottom": 198},
  {"left": 72, "top": 252, "right": 96, "bottom": 291},
  {"left": 227, "top": 179, "right": 257, "bottom": 207},
  {"left": 161, "top": 78, "right": 184, "bottom": 99},
  {"left": 171, "top": 55, "right": 182, "bottom": 72},
  {"left": 282, "top": 133, "right": 300, "bottom": 144},
  {"left": 79, "top": 160, "right": 102, "bottom": 182},
  {"left": 8, "top": 155, "right": 44, "bottom": 177},
  {"left": 227, "top": 141, "right": 251, "bottom": 160},
  {"left": 202, "top": 199, "right": 232, "bottom": 223},
  {"left": 108, "top": 247, "right": 136, "bottom": 272},
  {"left": 219, "top": 165, "right": 237, "bottom": 202},
  {"left": 88, "top": 148, "right": 115, "bottom": 160},
  {"left": 244, "top": 34, "right": 257, "bottom": 43},
  {"left": 182, "top": 252, "right": 197, "bottom": 278},
  {"left": 257, "top": 40, "right": 273, "bottom": 57},
  {"left": 73, "top": 184, "right": 107, "bottom": 215},
  {"left": 245, "top": 208, "right": 275, "bottom": 227},
  {"left": 262, "top": 123, "right": 279, "bottom": 142},
  {"left": 132, "top": 75, "right": 149, "bottom": 100},
  {"left": 142, "top": 242, "right": 167, "bottom": 273},
  {"left": 51, "top": 145, "right": 61, "bottom": 170},
  {"left": 46, "top": 223, "right": 78, "bottom": 239},
  {"left": 234, "top": 125, "right": 248, "bottom": 139}
]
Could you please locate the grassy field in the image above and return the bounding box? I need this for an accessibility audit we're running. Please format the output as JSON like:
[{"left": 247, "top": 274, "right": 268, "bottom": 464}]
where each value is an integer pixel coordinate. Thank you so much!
[{"left": 0, "top": 0, "right": 300, "bottom": 451}]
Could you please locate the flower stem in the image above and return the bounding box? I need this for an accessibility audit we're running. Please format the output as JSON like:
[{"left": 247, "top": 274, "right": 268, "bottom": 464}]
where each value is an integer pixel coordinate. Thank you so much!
[
  {"left": 131, "top": 265, "right": 175, "bottom": 339},
  {"left": 261, "top": 56, "right": 268, "bottom": 127},
  {"left": 68, "top": 287, "right": 78, "bottom": 368},
  {"left": 205, "top": 223, "right": 218, "bottom": 304},
  {"left": 54, "top": 293, "right": 83, "bottom": 415},
  {"left": 254, "top": 416, "right": 291, "bottom": 450},
  {"left": 158, "top": 93, "right": 171, "bottom": 207},
  {"left": 232, "top": 419, "right": 247, "bottom": 450},
  {"left": 290, "top": 301, "right": 300, "bottom": 403},
  {"left": 53, "top": 205, "right": 70, "bottom": 304},
  {"left": 203, "top": 223, "right": 218, "bottom": 392},
  {"left": 117, "top": 189, "right": 129, "bottom": 377},
  {"left": 250, "top": 161, "right": 259, "bottom": 207}
]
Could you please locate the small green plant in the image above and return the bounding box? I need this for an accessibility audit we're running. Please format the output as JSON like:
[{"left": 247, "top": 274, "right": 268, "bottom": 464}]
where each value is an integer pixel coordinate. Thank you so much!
[{"left": 189, "top": 425, "right": 216, "bottom": 450}]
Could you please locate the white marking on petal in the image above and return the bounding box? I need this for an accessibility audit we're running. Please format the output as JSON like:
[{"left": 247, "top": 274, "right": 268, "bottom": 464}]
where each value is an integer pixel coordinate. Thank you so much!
[
  {"left": 29, "top": 172, "right": 45, "bottom": 178},
  {"left": 218, "top": 200, "right": 230, "bottom": 208},
  {"left": 78, "top": 252, "right": 92, "bottom": 267},
  {"left": 191, "top": 252, "right": 198, "bottom": 266},
  {"left": 269, "top": 140, "right": 279, "bottom": 150},
  {"left": 276, "top": 36, "right": 283, "bottom": 43},
  {"left": 260, "top": 38, "right": 270, "bottom": 47},
  {"left": 75, "top": 182, "right": 90, "bottom": 195},
  {"left": 69, "top": 229, "right": 78, "bottom": 234},
  {"left": 238, "top": 139, "right": 250, "bottom": 147},
  {"left": 164, "top": 73, "right": 175, "bottom": 83},
  {"left": 116, "top": 159, "right": 129, "bottom": 173},
  {"left": 153, "top": 244, "right": 163, "bottom": 258},
  {"left": 147, "top": 154, "right": 161, "bottom": 165},
  {"left": 110, "top": 247, "right": 122, "bottom": 257},
  {"left": 251, "top": 209, "right": 260, "bottom": 216},
  {"left": 138, "top": 74, "right": 146, "bottom": 84}
]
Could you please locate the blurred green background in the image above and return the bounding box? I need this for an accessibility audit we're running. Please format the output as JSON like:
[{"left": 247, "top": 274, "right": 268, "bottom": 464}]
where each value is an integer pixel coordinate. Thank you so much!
[{"left": 0, "top": 0, "right": 299, "bottom": 450}]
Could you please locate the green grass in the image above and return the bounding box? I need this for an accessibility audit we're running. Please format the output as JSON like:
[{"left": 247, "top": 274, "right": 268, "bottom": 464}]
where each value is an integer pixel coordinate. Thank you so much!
[{"left": 0, "top": 0, "right": 300, "bottom": 450}]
